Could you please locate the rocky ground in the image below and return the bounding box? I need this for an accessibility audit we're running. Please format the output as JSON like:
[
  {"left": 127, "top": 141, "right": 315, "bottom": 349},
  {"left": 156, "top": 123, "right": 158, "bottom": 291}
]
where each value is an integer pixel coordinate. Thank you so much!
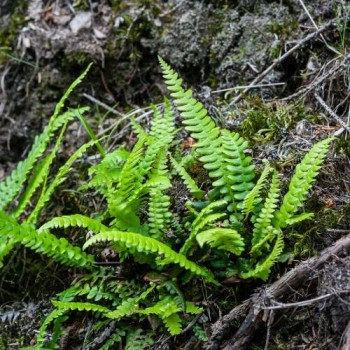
[{"left": 1, "top": 0, "right": 350, "bottom": 349}]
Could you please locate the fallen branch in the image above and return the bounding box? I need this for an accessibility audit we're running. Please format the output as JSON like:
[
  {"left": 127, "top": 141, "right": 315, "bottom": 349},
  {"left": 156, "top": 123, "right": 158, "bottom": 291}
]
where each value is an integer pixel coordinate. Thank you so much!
[{"left": 205, "top": 232, "right": 350, "bottom": 350}]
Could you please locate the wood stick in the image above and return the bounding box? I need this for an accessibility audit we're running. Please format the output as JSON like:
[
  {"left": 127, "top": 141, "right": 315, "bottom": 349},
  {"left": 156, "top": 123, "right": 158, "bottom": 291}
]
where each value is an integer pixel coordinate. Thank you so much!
[{"left": 205, "top": 233, "right": 350, "bottom": 350}]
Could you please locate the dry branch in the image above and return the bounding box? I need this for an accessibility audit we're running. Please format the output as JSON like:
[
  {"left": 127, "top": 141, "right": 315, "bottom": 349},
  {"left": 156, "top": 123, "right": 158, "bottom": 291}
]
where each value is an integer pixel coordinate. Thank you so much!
[{"left": 205, "top": 233, "right": 350, "bottom": 350}]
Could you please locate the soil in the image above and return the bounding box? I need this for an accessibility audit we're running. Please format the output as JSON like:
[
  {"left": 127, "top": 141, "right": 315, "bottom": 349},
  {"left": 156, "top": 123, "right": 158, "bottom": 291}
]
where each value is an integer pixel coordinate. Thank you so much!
[{"left": 1, "top": 0, "right": 350, "bottom": 349}]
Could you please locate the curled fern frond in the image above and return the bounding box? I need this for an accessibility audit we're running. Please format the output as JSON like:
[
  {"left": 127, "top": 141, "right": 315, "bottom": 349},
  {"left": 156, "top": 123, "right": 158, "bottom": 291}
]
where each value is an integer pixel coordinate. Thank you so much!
[
  {"left": 242, "top": 160, "right": 271, "bottom": 217},
  {"left": 275, "top": 138, "right": 332, "bottom": 228},
  {"left": 38, "top": 214, "right": 108, "bottom": 234},
  {"left": 83, "top": 231, "right": 218, "bottom": 285},
  {"left": 196, "top": 228, "right": 245, "bottom": 255}
]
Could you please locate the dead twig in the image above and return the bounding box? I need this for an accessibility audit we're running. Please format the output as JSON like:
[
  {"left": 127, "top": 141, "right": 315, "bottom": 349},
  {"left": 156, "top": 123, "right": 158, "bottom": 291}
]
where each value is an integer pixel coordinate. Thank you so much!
[
  {"left": 228, "top": 21, "right": 335, "bottom": 106},
  {"left": 282, "top": 53, "right": 350, "bottom": 102},
  {"left": 314, "top": 92, "right": 350, "bottom": 133},
  {"left": 205, "top": 233, "right": 350, "bottom": 350}
]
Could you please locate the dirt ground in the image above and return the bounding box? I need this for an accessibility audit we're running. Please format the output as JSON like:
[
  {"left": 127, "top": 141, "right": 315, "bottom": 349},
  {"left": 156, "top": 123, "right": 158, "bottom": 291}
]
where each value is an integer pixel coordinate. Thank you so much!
[{"left": 1, "top": 0, "right": 350, "bottom": 349}]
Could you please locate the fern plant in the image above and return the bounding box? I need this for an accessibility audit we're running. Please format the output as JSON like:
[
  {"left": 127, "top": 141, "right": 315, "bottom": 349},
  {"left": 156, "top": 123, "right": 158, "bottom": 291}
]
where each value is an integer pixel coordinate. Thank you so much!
[
  {"left": 31, "top": 59, "right": 332, "bottom": 348},
  {"left": 0, "top": 65, "right": 95, "bottom": 270}
]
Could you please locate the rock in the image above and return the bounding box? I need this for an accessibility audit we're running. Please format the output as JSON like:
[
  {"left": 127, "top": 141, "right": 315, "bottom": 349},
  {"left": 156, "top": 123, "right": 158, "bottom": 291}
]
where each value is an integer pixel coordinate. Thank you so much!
[
  {"left": 53, "top": 14, "right": 72, "bottom": 26},
  {"left": 69, "top": 11, "right": 92, "bottom": 34}
]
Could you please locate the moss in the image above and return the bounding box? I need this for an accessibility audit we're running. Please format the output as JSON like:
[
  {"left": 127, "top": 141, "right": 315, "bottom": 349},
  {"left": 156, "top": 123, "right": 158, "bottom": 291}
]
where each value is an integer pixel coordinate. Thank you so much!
[
  {"left": 269, "top": 19, "right": 299, "bottom": 38},
  {"left": 334, "top": 134, "right": 350, "bottom": 157},
  {"left": 237, "top": 98, "right": 320, "bottom": 144},
  {"left": 63, "top": 51, "right": 92, "bottom": 67}
]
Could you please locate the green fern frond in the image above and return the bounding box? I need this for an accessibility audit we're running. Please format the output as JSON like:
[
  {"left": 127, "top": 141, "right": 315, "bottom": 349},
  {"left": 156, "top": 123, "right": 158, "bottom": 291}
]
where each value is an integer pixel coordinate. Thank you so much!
[
  {"left": 221, "top": 130, "right": 255, "bottom": 205},
  {"left": 0, "top": 109, "right": 87, "bottom": 212},
  {"left": 131, "top": 117, "right": 148, "bottom": 139},
  {"left": 83, "top": 231, "right": 219, "bottom": 285},
  {"left": 180, "top": 200, "right": 227, "bottom": 256},
  {"left": 0, "top": 61, "right": 90, "bottom": 211},
  {"left": 158, "top": 57, "right": 228, "bottom": 190},
  {"left": 12, "top": 124, "right": 67, "bottom": 218},
  {"left": 241, "top": 232, "right": 284, "bottom": 281},
  {"left": 170, "top": 154, "right": 204, "bottom": 199},
  {"left": 285, "top": 212, "right": 314, "bottom": 225},
  {"left": 0, "top": 212, "right": 93, "bottom": 268},
  {"left": 38, "top": 214, "right": 108, "bottom": 234},
  {"left": 275, "top": 138, "right": 332, "bottom": 228},
  {"left": 28, "top": 139, "right": 100, "bottom": 224},
  {"left": 242, "top": 160, "right": 271, "bottom": 217},
  {"left": 16, "top": 224, "right": 94, "bottom": 268},
  {"left": 36, "top": 308, "right": 67, "bottom": 347},
  {"left": 109, "top": 136, "right": 146, "bottom": 212},
  {"left": 251, "top": 170, "right": 280, "bottom": 248},
  {"left": 83, "top": 147, "right": 129, "bottom": 195},
  {"left": 159, "top": 57, "right": 255, "bottom": 211},
  {"left": 163, "top": 313, "right": 182, "bottom": 335},
  {"left": 196, "top": 228, "right": 245, "bottom": 255},
  {"left": 148, "top": 186, "right": 172, "bottom": 240},
  {"left": 52, "top": 300, "right": 111, "bottom": 313}
]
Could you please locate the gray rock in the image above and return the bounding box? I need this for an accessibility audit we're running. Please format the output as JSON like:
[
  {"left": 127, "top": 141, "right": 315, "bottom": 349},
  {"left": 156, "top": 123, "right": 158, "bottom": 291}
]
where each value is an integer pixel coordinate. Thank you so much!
[{"left": 69, "top": 11, "right": 92, "bottom": 34}]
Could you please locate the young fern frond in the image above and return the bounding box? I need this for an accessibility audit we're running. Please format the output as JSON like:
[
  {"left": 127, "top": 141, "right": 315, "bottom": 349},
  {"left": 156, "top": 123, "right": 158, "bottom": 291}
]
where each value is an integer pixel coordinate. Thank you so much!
[
  {"left": 241, "top": 232, "right": 284, "bottom": 281},
  {"left": 170, "top": 154, "right": 204, "bottom": 199},
  {"left": 251, "top": 170, "right": 280, "bottom": 248},
  {"left": 83, "top": 230, "right": 218, "bottom": 285},
  {"left": 242, "top": 160, "right": 272, "bottom": 217},
  {"left": 38, "top": 214, "right": 108, "bottom": 234},
  {"left": 196, "top": 228, "right": 245, "bottom": 255},
  {"left": 150, "top": 98, "right": 176, "bottom": 143},
  {"left": 275, "top": 138, "right": 332, "bottom": 228},
  {"left": 163, "top": 313, "right": 182, "bottom": 335},
  {"left": 83, "top": 147, "right": 130, "bottom": 195}
]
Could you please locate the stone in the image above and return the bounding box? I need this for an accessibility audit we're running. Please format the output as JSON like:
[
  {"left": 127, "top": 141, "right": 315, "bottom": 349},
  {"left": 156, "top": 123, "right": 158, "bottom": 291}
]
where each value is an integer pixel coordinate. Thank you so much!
[{"left": 69, "top": 11, "right": 92, "bottom": 34}]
